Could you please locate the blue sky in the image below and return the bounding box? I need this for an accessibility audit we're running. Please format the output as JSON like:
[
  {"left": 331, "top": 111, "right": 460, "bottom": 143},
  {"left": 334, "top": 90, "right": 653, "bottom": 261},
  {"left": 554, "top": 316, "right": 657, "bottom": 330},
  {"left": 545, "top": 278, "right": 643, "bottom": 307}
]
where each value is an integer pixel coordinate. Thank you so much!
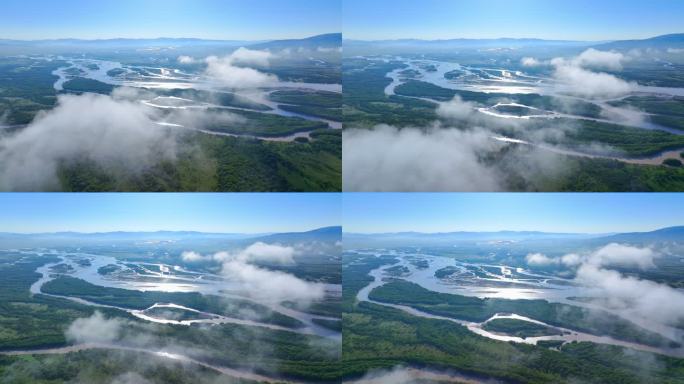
[
  {"left": 344, "top": 0, "right": 684, "bottom": 41},
  {"left": 0, "top": 0, "right": 340, "bottom": 40},
  {"left": 344, "top": 193, "right": 684, "bottom": 234},
  {"left": 0, "top": 193, "right": 340, "bottom": 233}
]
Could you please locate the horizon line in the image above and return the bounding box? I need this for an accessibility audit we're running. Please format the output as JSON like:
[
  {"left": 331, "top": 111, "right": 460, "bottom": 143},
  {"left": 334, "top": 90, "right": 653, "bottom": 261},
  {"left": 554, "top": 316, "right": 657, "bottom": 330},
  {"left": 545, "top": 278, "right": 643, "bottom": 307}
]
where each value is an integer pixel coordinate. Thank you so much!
[
  {"left": 342, "top": 32, "right": 684, "bottom": 43},
  {"left": 342, "top": 225, "right": 682, "bottom": 236},
  {"left": 0, "top": 32, "right": 342, "bottom": 43},
  {"left": 0, "top": 225, "right": 341, "bottom": 236}
]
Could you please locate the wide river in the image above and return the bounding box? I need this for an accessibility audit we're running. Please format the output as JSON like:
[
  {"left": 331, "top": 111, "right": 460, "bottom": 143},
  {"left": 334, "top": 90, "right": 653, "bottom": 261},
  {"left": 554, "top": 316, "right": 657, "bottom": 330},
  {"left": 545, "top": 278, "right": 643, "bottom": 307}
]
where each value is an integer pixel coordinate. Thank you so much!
[
  {"left": 50, "top": 57, "right": 342, "bottom": 141},
  {"left": 1, "top": 249, "right": 341, "bottom": 382},
  {"left": 26, "top": 249, "right": 341, "bottom": 340},
  {"left": 377, "top": 56, "right": 684, "bottom": 164},
  {"left": 353, "top": 250, "right": 684, "bottom": 358}
]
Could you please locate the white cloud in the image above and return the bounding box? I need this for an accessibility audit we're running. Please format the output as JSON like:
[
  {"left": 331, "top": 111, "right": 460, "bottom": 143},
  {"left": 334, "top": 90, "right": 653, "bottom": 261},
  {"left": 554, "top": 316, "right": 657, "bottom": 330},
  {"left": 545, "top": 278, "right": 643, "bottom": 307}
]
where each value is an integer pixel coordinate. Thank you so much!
[
  {"left": 181, "top": 242, "right": 320, "bottom": 304},
  {"left": 235, "top": 242, "right": 296, "bottom": 264},
  {"left": 667, "top": 48, "right": 684, "bottom": 54},
  {"left": 552, "top": 64, "right": 635, "bottom": 98},
  {"left": 0, "top": 93, "right": 177, "bottom": 191},
  {"left": 184, "top": 242, "right": 296, "bottom": 265},
  {"left": 177, "top": 55, "right": 196, "bottom": 64},
  {"left": 521, "top": 57, "right": 541, "bottom": 67},
  {"left": 228, "top": 47, "right": 274, "bottom": 67},
  {"left": 575, "top": 264, "right": 684, "bottom": 327},
  {"left": 599, "top": 104, "right": 647, "bottom": 127},
  {"left": 202, "top": 47, "right": 278, "bottom": 89},
  {"left": 548, "top": 49, "right": 625, "bottom": 71},
  {"left": 525, "top": 252, "right": 558, "bottom": 266},
  {"left": 204, "top": 56, "right": 277, "bottom": 88},
  {"left": 522, "top": 49, "right": 635, "bottom": 98},
  {"left": 436, "top": 95, "right": 477, "bottom": 120},
  {"left": 221, "top": 260, "right": 324, "bottom": 304},
  {"left": 573, "top": 48, "right": 625, "bottom": 70},
  {"left": 526, "top": 244, "right": 658, "bottom": 270},
  {"left": 589, "top": 243, "right": 657, "bottom": 269},
  {"left": 66, "top": 311, "right": 124, "bottom": 344},
  {"left": 181, "top": 251, "right": 209, "bottom": 263},
  {"left": 526, "top": 243, "right": 683, "bottom": 332},
  {"left": 343, "top": 125, "right": 502, "bottom": 191},
  {"left": 560, "top": 253, "right": 582, "bottom": 267}
]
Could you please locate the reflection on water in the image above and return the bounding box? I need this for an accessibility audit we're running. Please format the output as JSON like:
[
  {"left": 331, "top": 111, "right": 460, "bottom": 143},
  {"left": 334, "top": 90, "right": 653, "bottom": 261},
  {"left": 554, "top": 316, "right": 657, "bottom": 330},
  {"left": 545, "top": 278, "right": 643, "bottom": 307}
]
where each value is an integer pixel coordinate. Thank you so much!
[
  {"left": 383, "top": 58, "right": 549, "bottom": 97},
  {"left": 48, "top": 56, "right": 341, "bottom": 138},
  {"left": 379, "top": 55, "right": 684, "bottom": 162},
  {"left": 26, "top": 250, "right": 340, "bottom": 340},
  {"left": 379, "top": 56, "right": 684, "bottom": 135},
  {"left": 354, "top": 250, "right": 684, "bottom": 357}
]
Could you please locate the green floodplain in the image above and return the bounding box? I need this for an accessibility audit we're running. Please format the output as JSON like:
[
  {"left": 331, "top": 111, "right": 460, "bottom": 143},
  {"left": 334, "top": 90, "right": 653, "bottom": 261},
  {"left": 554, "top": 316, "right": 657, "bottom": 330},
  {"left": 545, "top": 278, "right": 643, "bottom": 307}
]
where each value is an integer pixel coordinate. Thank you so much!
[
  {"left": 0, "top": 229, "right": 343, "bottom": 383},
  {"left": 0, "top": 38, "right": 342, "bottom": 192},
  {"left": 342, "top": 54, "right": 684, "bottom": 191},
  {"left": 341, "top": 252, "right": 684, "bottom": 384}
]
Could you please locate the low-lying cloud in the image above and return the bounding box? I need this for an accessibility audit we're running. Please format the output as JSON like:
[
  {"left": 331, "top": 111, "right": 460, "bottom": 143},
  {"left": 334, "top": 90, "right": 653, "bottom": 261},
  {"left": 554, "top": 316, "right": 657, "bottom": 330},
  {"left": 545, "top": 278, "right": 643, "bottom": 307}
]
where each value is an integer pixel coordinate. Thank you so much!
[
  {"left": 575, "top": 264, "right": 684, "bottom": 328},
  {"left": 204, "top": 56, "right": 277, "bottom": 88},
  {"left": 232, "top": 242, "right": 296, "bottom": 264},
  {"left": 177, "top": 55, "right": 196, "bottom": 64},
  {"left": 182, "top": 242, "right": 323, "bottom": 304},
  {"left": 221, "top": 260, "right": 324, "bottom": 304},
  {"left": 525, "top": 253, "right": 558, "bottom": 266},
  {"left": 342, "top": 117, "right": 577, "bottom": 192},
  {"left": 526, "top": 243, "right": 684, "bottom": 333},
  {"left": 0, "top": 91, "right": 177, "bottom": 191},
  {"left": 553, "top": 64, "right": 634, "bottom": 98},
  {"left": 343, "top": 125, "right": 502, "bottom": 191},
  {"left": 347, "top": 366, "right": 416, "bottom": 384},
  {"left": 182, "top": 242, "right": 296, "bottom": 265},
  {"left": 436, "top": 95, "right": 478, "bottom": 120},
  {"left": 526, "top": 243, "right": 657, "bottom": 269},
  {"left": 345, "top": 366, "right": 498, "bottom": 384},
  {"left": 521, "top": 57, "right": 541, "bottom": 67},
  {"left": 522, "top": 48, "right": 625, "bottom": 71},
  {"left": 521, "top": 49, "right": 636, "bottom": 98},
  {"left": 66, "top": 311, "right": 124, "bottom": 344},
  {"left": 570, "top": 48, "right": 626, "bottom": 71},
  {"left": 179, "top": 47, "right": 279, "bottom": 89},
  {"left": 228, "top": 47, "right": 274, "bottom": 67}
]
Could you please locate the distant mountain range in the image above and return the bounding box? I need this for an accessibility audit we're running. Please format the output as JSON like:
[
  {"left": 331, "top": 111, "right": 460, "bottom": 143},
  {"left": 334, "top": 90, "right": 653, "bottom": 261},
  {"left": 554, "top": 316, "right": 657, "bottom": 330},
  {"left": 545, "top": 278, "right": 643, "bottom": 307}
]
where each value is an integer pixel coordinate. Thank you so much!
[
  {"left": 344, "top": 226, "right": 684, "bottom": 247},
  {"left": 344, "top": 33, "right": 684, "bottom": 50},
  {"left": 0, "top": 37, "right": 255, "bottom": 47},
  {"left": 594, "top": 33, "right": 684, "bottom": 50},
  {"left": 249, "top": 33, "right": 341, "bottom": 50},
  {"left": 597, "top": 226, "right": 684, "bottom": 243},
  {"left": 254, "top": 226, "right": 341, "bottom": 243},
  {"left": 345, "top": 37, "right": 595, "bottom": 49},
  {"left": 344, "top": 230, "right": 603, "bottom": 243},
  {"left": 0, "top": 226, "right": 679, "bottom": 248},
  {"left": 0, "top": 33, "right": 342, "bottom": 50},
  {"left": 0, "top": 226, "right": 341, "bottom": 243}
]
